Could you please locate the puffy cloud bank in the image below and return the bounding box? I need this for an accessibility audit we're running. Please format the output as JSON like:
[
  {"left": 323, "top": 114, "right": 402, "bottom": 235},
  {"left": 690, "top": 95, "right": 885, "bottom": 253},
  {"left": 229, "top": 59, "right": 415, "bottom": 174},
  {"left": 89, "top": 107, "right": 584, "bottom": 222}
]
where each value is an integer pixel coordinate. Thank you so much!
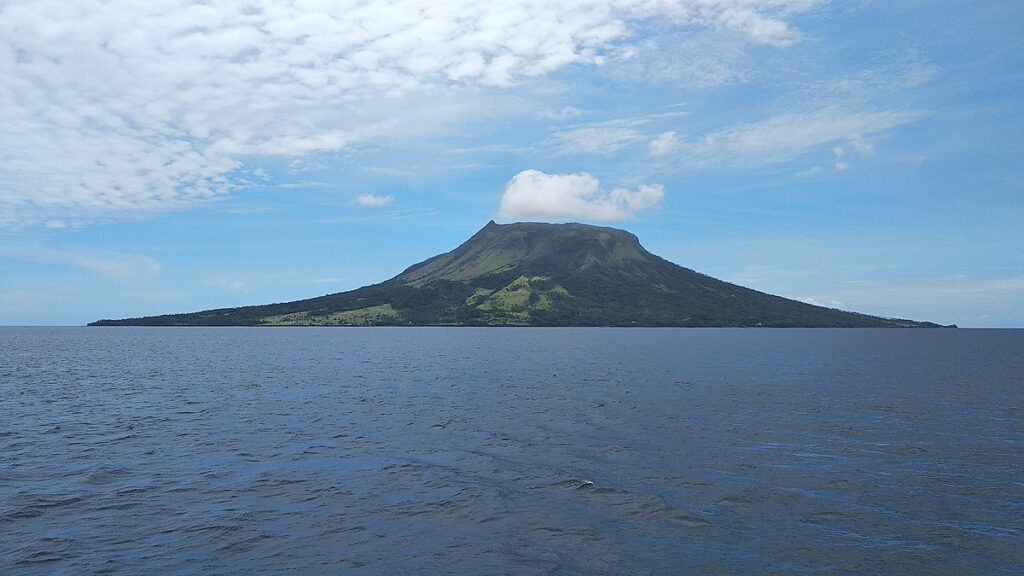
[
  {"left": 0, "top": 0, "right": 818, "bottom": 225},
  {"left": 497, "top": 170, "right": 663, "bottom": 222}
]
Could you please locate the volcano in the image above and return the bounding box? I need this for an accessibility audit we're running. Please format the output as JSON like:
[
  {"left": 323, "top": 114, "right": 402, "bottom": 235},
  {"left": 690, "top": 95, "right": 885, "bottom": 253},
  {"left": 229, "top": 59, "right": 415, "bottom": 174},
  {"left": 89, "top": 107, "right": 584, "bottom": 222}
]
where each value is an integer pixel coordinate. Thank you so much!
[{"left": 90, "top": 221, "right": 942, "bottom": 327}]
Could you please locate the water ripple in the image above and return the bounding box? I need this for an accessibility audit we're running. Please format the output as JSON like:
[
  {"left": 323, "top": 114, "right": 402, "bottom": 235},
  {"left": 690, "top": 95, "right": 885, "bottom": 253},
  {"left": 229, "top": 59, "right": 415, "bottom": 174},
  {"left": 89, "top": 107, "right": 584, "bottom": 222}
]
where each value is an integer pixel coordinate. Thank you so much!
[{"left": 1, "top": 327, "right": 1022, "bottom": 575}]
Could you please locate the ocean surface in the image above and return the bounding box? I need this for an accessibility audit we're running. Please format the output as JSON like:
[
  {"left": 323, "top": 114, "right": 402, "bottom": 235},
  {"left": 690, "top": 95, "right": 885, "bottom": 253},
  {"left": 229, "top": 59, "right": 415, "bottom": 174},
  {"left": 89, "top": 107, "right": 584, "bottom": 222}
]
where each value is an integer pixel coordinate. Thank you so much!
[{"left": 1, "top": 327, "right": 1021, "bottom": 575}]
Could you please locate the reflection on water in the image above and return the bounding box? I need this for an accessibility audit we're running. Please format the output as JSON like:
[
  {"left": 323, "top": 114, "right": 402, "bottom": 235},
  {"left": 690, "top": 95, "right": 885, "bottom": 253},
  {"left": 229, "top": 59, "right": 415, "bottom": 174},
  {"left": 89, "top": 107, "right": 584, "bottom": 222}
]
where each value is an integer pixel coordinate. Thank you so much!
[{"left": 1, "top": 327, "right": 1022, "bottom": 574}]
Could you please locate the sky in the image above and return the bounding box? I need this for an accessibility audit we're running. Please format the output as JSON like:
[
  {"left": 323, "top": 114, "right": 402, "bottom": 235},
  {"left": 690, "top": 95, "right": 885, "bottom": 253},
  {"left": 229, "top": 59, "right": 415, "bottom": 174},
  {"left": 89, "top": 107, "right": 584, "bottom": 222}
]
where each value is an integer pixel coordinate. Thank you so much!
[{"left": 1, "top": 0, "right": 1022, "bottom": 327}]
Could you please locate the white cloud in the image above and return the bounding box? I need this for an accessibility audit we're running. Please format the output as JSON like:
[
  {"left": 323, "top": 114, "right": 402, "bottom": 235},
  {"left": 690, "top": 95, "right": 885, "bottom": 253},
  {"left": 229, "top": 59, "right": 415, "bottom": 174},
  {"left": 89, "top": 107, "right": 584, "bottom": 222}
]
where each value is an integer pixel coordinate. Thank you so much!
[
  {"left": 815, "top": 275, "right": 1024, "bottom": 327},
  {"left": 550, "top": 124, "right": 647, "bottom": 156},
  {"left": 607, "top": 32, "right": 756, "bottom": 88},
  {"left": 497, "top": 169, "right": 663, "bottom": 222},
  {"left": 677, "top": 108, "right": 924, "bottom": 167},
  {"left": 841, "top": 274, "right": 1024, "bottom": 302},
  {"left": 355, "top": 193, "right": 395, "bottom": 208},
  {"left": 541, "top": 106, "right": 584, "bottom": 121},
  {"left": 203, "top": 278, "right": 251, "bottom": 293},
  {"left": 649, "top": 131, "right": 681, "bottom": 157},
  {"left": 544, "top": 100, "right": 919, "bottom": 168},
  {"left": 547, "top": 113, "right": 686, "bottom": 156},
  {"left": 632, "top": 0, "right": 822, "bottom": 47},
  {"left": 0, "top": 245, "right": 161, "bottom": 278},
  {"left": 798, "top": 296, "right": 846, "bottom": 309},
  {"left": 0, "top": 0, "right": 817, "bottom": 225},
  {"left": 287, "top": 159, "right": 329, "bottom": 173},
  {"left": 819, "top": 129, "right": 875, "bottom": 172},
  {"left": 362, "top": 167, "right": 419, "bottom": 178},
  {"left": 848, "top": 134, "right": 875, "bottom": 157},
  {"left": 796, "top": 166, "right": 823, "bottom": 178},
  {"left": 301, "top": 277, "right": 347, "bottom": 285}
]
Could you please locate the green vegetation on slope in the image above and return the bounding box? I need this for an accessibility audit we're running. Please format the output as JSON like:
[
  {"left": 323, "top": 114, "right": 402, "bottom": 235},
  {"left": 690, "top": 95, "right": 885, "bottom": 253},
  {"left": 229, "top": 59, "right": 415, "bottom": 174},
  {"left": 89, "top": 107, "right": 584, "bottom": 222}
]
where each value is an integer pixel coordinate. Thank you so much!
[{"left": 263, "top": 303, "right": 403, "bottom": 326}]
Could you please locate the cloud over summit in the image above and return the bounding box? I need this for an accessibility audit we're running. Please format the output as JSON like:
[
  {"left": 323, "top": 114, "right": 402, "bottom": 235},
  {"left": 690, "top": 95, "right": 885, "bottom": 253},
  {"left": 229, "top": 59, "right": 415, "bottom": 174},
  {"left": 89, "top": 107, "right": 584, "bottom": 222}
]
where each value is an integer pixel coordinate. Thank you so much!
[{"left": 498, "top": 170, "right": 663, "bottom": 222}]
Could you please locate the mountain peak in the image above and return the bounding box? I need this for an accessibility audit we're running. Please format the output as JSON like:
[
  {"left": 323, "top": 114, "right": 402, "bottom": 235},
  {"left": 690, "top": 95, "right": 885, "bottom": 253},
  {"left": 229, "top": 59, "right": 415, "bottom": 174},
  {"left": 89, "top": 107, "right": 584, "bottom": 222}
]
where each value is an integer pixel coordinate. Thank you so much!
[
  {"left": 90, "top": 221, "right": 944, "bottom": 328},
  {"left": 396, "top": 221, "right": 647, "bottom": 286}
]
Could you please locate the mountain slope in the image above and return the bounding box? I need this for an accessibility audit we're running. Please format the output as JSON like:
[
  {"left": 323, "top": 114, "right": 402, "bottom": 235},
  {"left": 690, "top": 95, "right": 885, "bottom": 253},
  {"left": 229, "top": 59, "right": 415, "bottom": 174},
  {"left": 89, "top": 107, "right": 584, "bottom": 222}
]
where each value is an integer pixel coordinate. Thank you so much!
[{"left": 90, "top": 221, "right": 943, "bottom": 327}]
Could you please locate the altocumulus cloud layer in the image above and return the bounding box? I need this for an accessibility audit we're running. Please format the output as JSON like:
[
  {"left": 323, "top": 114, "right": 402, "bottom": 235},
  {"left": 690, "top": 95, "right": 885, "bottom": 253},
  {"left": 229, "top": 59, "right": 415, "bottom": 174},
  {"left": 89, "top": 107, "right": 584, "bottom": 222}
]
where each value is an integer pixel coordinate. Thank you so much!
[{"left": 0, "top": 0, "right": 822, "bottom": 226}]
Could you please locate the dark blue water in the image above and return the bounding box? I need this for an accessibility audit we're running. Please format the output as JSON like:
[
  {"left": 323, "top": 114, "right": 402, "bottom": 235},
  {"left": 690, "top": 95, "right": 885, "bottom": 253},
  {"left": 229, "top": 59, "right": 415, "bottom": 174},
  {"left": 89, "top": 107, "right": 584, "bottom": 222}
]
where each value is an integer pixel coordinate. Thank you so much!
[{"left": 1, "top": 327, "right": 1022, "bottom": 575}]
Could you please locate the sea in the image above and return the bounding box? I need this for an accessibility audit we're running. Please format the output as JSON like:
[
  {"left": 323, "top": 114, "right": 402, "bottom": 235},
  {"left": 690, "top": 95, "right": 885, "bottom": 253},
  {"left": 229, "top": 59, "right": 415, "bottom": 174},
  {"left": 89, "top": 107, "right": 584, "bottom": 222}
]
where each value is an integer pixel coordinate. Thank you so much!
[{"left": 1, "top": 327, "right": 1021, "bottom": 575}]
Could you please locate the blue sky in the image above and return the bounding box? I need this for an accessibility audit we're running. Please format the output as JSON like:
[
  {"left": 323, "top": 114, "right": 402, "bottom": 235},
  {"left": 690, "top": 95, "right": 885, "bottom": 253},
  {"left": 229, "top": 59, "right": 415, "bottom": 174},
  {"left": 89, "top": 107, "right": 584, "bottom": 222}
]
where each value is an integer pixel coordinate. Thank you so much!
[{"left": 1, "top": 0, "right": 1021, "bottom": 327}]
